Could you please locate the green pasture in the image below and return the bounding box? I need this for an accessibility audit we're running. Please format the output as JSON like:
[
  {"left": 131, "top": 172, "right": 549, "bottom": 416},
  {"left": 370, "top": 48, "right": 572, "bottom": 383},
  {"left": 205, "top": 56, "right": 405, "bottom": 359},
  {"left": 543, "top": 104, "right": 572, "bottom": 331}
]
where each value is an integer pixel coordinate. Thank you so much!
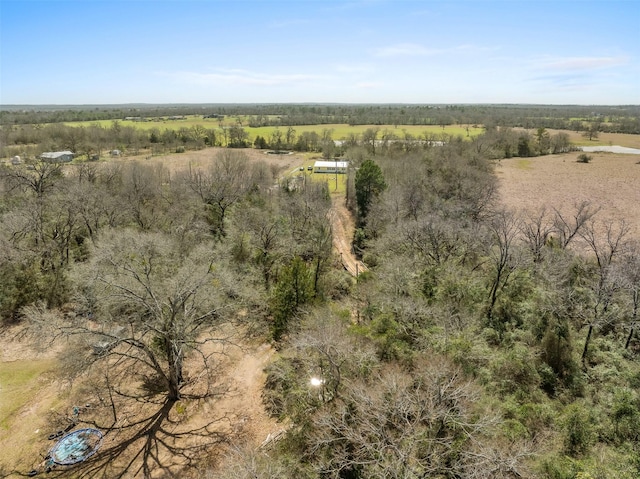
[
  {"left": 64, "top": 116, "right": 482, "bottom": 142},
  {"left": 65, "top": 116, "right": 223, "bottom": 130},
  {"left": 248, "top": 123, "right": 480, "bottom": 140},
  {"left": 285, "top": 158, "right": 348, "bottom": 194},
  {"left": 0, "top": 359, "right": 55, "bottom": 429}
]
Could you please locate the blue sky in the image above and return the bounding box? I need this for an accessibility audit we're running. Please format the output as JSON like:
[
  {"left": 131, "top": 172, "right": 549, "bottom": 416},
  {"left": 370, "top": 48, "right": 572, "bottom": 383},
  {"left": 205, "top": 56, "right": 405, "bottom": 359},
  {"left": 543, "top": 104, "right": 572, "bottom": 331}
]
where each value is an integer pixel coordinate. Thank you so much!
[{"left": 1, "top": 0, "right": 638, "bottom": 105}]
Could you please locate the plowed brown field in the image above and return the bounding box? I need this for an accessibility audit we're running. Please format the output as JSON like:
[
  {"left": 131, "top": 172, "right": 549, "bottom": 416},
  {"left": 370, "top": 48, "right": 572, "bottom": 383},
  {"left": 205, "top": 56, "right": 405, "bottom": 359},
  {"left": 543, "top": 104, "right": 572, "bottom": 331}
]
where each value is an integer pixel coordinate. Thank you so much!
[{"left": 496, "top": 151, "right": 640, "bottom": 238}]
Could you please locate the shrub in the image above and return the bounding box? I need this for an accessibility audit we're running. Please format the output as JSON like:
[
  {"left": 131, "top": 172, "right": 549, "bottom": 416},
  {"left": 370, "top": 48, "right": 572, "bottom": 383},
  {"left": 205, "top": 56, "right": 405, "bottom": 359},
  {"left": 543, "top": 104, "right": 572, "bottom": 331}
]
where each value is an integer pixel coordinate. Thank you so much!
[
  {"left": 562, "top": 402, "right": 595, "bottom": 457},
  {"left": 491, "top": 344, "right": 541, "bottom": 397},
  {"left": 611, "top": 388, "right": 640, "bottom": 442},
  {"left": 577, "top": 153, "right": 592, "bottom": 163}
]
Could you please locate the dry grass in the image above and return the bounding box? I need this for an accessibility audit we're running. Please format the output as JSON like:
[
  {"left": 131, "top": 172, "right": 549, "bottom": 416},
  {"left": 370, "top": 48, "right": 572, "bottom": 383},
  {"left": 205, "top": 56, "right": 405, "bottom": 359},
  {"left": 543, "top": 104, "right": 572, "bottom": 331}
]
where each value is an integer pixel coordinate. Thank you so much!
[
  {"left": 548, "top": 130, "right": 640, "bottom": 148},
  {"left": 496, "top": 151, "right": 640, "bottom": 238},
  {"left": 118, "top": 147, "right": 303, "bottom": 175}
]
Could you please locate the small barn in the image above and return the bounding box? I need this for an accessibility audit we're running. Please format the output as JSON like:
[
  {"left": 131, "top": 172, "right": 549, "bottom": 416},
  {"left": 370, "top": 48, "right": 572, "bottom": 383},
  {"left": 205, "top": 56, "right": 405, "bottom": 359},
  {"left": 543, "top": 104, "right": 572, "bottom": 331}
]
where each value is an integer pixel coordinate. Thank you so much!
[
  {"left": 313, "top": 160, "right": 348, "bottom": 174},
  {"left": 40, "top": 151, "right": 74, "bottom": 163}
]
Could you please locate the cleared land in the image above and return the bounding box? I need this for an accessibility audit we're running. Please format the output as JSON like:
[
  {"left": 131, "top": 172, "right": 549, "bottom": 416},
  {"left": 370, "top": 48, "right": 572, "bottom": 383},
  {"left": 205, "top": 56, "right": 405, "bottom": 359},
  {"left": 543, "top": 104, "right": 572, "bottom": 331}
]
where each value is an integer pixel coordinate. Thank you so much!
[
  {"left": 496, "top": 151, "right": 640, "bottom": 238},
  {"left": 0, "top": 325, "right": 279, "bottom": 476},
  {"left": 63, "top": 117, "right": 483, "bottom": 141},
  {"left": 547, "top": 129, "right": 640, "bottom": 148}
]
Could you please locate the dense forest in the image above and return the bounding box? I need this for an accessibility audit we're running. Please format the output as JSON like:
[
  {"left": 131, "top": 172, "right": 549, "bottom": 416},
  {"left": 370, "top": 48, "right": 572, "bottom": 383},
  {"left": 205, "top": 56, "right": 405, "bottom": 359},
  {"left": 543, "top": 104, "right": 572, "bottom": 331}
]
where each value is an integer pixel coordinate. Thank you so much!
[{"left": 1, "top": 109, "right": 640, "bottom": 478}]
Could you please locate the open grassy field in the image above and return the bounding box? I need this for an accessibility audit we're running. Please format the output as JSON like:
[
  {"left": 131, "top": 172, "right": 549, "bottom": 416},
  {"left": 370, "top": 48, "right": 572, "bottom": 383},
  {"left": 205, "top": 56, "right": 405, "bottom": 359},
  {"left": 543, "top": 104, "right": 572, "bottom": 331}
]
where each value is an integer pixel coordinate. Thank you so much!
[
  {"left": 547, "top": 129, "right": 640, "bottom": 148},
  {"left": 63, "top": 116, "right": 482, "bottom": 141},
  {"left": 0, "top": 359, "right": 56, "bottom": 430},
  {"left": 61, "top": 115, "right": 640, "bottom": 149},
  {"left": 496, "top": 150, "right": 640, "bottom": 239},
  {"left": 0, "top": 327, "right": 64, "bottom": 474},
  {"left": 244, "top": 123, "right": 480, "bottom": 140}
]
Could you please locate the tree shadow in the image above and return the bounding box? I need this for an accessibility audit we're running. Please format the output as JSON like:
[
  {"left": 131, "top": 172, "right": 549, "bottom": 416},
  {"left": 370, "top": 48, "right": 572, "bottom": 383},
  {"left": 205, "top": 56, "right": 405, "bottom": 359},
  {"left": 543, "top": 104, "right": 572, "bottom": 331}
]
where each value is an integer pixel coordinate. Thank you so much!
[{"left": 39, "top": 396, "right": 232, "bottom": 479}]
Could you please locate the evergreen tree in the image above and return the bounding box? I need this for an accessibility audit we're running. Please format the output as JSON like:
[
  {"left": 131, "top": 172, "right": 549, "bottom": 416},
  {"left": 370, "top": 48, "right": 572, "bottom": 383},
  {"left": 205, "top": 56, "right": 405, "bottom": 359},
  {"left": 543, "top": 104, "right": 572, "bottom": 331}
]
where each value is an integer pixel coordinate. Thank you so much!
[{"left": 354, "top": 159, "right": 386, "bottom": 222}]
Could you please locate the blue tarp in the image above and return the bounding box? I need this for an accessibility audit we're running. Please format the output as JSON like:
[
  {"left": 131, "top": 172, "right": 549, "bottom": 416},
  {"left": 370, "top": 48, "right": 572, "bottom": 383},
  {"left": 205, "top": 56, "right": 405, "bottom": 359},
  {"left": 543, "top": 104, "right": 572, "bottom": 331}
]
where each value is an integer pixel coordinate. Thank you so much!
[{"left": 50, "top": 428, "right": 103, "bottom": 465}]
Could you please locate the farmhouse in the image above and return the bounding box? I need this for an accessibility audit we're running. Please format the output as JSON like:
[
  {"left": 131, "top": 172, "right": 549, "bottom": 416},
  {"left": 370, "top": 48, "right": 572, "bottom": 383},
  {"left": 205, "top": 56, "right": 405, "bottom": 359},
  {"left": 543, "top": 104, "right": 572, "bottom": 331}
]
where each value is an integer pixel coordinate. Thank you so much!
[
  {"left": 40, "top": 151, "right": 74, "bottom": 163},
  {"left": 313, "top": 160, "right": 349, "bottom": 174}
]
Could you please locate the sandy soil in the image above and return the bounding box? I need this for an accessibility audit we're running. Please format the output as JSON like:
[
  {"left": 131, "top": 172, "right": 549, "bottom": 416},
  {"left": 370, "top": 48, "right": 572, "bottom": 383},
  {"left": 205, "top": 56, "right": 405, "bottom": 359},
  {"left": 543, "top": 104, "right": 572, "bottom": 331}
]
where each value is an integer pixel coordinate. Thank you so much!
[
  {"left": 201, "top": 339, "right": 280, "bottom": 449},
  {"left": 329, "top": 195, "right": 367, "bottom": 277},
  {"left": 495, "top": 151, "right": 640, "bottom": 238}
]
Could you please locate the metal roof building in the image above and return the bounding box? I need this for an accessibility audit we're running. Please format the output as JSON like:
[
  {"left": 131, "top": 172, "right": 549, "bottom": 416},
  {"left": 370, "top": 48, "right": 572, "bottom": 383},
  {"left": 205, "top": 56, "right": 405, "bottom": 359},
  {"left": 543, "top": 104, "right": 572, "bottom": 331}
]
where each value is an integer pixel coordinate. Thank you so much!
[
  {"left": 40, "top": 151, "right": 74, "bottom": 163},
  {"left": 312, "top": 160, "right": 348, "bottom": 173}
]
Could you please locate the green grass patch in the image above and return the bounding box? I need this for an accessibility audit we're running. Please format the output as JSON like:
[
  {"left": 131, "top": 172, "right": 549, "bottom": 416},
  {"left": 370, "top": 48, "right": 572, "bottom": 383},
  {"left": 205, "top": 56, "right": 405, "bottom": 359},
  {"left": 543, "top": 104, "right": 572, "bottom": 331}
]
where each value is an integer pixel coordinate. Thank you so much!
[
  {"left": 284, "top": 157, "right": 348, "bottom": 194},
  {"left": 0, "top": 359, "right": 55, "bottom": 429},
  {"left": 515, "top": 159, "right": 533, "bottom": 170},
  {"left": 63, "top": 117, "right": 482, "bottom": 143}
]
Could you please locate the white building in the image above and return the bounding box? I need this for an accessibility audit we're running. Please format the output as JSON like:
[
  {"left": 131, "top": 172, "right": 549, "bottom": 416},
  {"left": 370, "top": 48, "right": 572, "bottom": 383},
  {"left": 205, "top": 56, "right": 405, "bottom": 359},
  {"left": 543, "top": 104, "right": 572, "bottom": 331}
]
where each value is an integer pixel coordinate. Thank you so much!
[
  {"left": 313, "top": 160, "right": 348, "bottom": 174},
  {"left": 40, "top": 151, "right": 74, "bottom": 163}
]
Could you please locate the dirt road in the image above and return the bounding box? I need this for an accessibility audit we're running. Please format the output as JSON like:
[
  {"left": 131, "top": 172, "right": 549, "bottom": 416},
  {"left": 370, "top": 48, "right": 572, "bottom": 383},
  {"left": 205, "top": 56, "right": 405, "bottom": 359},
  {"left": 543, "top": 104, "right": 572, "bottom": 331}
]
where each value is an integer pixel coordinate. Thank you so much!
[{"left": 329, "top": 196, "right": 367, "bottom": 277}]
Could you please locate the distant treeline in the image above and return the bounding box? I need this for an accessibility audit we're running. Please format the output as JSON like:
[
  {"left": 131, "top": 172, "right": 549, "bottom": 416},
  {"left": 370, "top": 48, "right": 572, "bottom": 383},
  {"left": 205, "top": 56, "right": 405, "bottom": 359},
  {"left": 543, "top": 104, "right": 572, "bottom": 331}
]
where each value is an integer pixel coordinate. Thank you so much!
[
  {"left": 0, "top": 119, "right": 574, "bottom": 162},
  {"left": 2, "top": 104, "right": 639, "bottom": 133}
]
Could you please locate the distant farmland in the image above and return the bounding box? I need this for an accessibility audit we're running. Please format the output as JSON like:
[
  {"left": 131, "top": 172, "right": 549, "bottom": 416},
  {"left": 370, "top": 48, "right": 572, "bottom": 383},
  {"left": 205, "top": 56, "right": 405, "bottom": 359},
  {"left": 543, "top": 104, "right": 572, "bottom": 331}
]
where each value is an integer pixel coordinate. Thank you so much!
[
  {"left": 63, "top": 116, "right": 483, "bottom": 141},
  {"left": 496, "top": 150, "right": 640, "bottom": 239}
]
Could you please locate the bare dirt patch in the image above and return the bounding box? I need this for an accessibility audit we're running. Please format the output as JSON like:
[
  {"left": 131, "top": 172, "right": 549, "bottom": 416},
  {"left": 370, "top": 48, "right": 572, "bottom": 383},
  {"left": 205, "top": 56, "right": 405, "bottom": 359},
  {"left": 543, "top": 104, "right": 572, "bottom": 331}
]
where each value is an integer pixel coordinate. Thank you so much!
[
  {"left": 329, "top": 195, "right": 367, "bottom": 277},
  {"left": 0, "top": 325, "right": 280, "bottom": 477},
  {"left": 496, "top": 151, "right": 640, "bottom": 238},
  {"left": 119, "top": 147, "right": 303, "bottom": 176}
]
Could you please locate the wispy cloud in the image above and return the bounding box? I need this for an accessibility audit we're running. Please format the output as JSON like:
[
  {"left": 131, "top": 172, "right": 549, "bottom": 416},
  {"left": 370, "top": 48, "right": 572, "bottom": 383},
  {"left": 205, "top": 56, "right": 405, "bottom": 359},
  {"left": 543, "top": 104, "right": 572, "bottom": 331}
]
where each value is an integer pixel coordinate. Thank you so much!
[
  {"left": 527, "top": 55, "right": 629, "bottom": 91},
  {"left": 529, "top": 73, "right": 594, "bottom": 90},
  {"left": 535, "top": 56, "right": 628, "bottom": 72},
  {"left": 373, "top": 42, "right": 495, "bottom": 58},
  {"left": 160, "top": 69, "right": 326, "bottom": 87}
]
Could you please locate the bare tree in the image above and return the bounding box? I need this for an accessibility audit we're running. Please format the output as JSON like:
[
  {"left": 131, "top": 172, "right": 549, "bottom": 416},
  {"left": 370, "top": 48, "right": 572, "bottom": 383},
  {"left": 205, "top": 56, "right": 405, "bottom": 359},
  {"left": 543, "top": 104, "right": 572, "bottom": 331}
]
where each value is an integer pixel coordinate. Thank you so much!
[
  {"left": 307, "top": 358, "right": 502, "bottom": 479},
  {"left": 520, "top": 207, "right": 554, "bottom": 263},
  {"left": 187, "top": 150, "right": 259, "bottom": 237},
  {"left": 552, "top": 200, "right": 600, "bottom": 249},
  {"left": 24, "top": 229, "right": 239, "bottom": 477},
  {"left": 486, "top": 210, "right": 522, "bottom": 331},
  {"left": 620, "top": 241, "right": 640, "bottom": 349},
  {"left": 579, "top": 219, "right": 630, "bottom": 363},
  {"left": 78, "top": 230, "right": 234, "bottom": 401},
  {"left": 401, "top": 214, "right": 467, "bottom": 267},
  {"left": 230, "top": 202, "right": 286, "bottom": 291},
  {"left": 0, "top": 159, "right": 63, "bottom": 198},
  {"left": 291, "top": 313, "right": 376, "bottom": 403}
]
